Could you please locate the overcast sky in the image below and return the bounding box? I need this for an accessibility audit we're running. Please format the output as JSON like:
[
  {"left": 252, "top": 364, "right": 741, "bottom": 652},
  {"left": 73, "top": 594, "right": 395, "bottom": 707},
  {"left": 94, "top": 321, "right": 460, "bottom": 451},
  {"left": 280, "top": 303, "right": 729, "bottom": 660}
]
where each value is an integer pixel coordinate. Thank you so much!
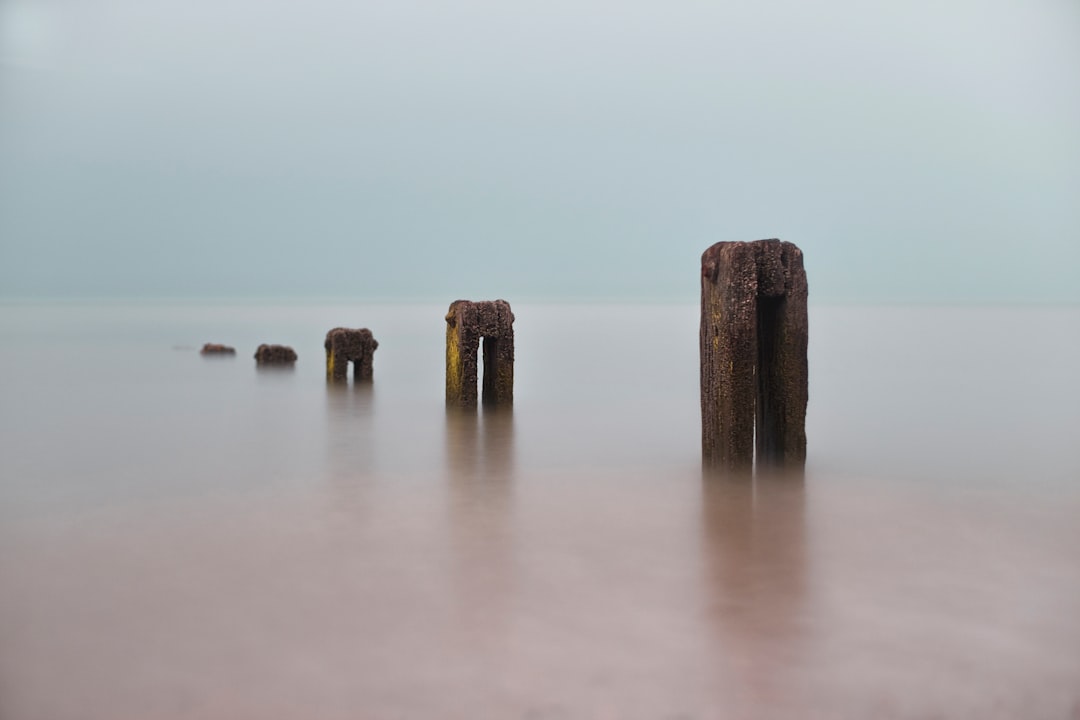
[{"left": 1, "top": 0, "right": 1078, "bottom": 302}]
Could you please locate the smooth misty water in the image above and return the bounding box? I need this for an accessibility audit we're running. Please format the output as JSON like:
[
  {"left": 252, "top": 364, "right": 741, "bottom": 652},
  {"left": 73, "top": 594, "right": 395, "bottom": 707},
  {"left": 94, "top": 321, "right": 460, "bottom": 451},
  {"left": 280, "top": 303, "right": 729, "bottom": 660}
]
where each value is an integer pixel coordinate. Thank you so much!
[{"left": 0, "top": 303, "right": 1078, "bottom": 719}]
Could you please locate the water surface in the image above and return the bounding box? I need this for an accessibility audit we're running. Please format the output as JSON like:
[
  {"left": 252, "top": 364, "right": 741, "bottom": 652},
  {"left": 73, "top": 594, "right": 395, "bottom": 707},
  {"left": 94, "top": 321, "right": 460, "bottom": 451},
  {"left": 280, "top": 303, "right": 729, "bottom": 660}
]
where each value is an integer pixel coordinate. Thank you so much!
[{"left": 1, "top": 303, "right": 1078, "bottom": 719}]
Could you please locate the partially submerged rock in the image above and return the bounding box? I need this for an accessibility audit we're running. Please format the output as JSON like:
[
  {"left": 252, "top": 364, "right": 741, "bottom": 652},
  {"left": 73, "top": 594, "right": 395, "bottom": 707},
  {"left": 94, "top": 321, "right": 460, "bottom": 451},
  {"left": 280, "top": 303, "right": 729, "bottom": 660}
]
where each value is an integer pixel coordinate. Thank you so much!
[
  {"left": 200, "top": 343, "right": 236, "bottom": 355},
  {"left": 254, "top": 344, "right": 297, "bottom": 365}
]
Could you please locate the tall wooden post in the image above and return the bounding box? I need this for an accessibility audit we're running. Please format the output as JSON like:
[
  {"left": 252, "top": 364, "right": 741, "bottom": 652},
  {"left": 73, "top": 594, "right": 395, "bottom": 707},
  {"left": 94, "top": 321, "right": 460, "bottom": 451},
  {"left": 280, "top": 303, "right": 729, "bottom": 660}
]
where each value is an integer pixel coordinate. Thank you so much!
[
  {"left": 700, "top": 240, "right": 807, "bottom": 473},
  {"left": 446, "top": 300, "right": 514, "bottom": 408}
]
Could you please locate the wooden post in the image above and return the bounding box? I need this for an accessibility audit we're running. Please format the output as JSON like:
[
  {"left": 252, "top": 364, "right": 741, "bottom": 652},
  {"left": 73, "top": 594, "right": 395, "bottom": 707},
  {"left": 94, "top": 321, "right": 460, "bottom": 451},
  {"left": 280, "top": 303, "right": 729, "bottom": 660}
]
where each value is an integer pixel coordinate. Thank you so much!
[
  {"left": 446, "top": 300, "right": 514, "bottom": 408},
  {"left": 254, "top": 344, "right": 297, "bottom": 365},
  {"left": 324, "top": 328, "right": 378, "bottom": 382},
  {"left": 700, "top": 240, "right": 807, "bottom": 473}
]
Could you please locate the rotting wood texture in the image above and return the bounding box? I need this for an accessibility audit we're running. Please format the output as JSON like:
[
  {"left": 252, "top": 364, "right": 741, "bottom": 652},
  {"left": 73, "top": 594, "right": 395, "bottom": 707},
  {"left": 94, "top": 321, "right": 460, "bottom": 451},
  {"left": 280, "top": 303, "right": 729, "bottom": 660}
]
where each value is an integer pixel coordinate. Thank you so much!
[
  {"left": 446, "top": 299, "right": 515, "bottom": 408},
  {"left": 254, "top": 344, "right": 297, "bottom": 365},
  {"left": 700, "top": 239, "right": 807, "bottom": 473},
  {"left": 325, "top": 327, "right": 378, "bottom": 382}
]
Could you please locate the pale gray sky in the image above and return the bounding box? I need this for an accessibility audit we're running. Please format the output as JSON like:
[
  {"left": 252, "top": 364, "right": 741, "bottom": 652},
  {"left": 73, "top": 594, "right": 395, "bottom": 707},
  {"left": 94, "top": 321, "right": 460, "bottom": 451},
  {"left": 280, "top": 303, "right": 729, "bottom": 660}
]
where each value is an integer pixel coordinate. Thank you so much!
[{"left": 1, "top": 0, "right": 1078, "bottom": 302}]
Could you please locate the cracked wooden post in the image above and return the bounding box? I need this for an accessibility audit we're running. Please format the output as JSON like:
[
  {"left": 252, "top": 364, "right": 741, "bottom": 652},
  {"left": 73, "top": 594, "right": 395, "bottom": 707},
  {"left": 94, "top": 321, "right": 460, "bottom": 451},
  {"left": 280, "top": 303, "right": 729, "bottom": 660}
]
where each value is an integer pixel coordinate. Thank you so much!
[
  {"left": 446, "top": 300, "right": 514, "bottom": 408},
  {"left": 324, "top": 328, "right": 378, "bottom": 382},
  {"left": 700, "top": 239, "right": 807, "bottom": 473}
]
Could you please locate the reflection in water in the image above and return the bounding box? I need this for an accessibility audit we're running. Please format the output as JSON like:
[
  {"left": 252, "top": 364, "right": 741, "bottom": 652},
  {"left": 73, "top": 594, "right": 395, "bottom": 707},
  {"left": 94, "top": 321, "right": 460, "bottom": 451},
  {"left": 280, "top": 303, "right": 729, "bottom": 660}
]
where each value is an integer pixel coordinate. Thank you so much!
[
  {"left": 445, "top": 406, "right": 515, "bottom": 482},
  {"left": 324, "top": 384, "right": 376, "bottom": 499},
  {"left": 325, "top": 382, "right": 375, "bottom": 422},
  {"left": 444, "top": 407, "right": 516, "bottom": 641},
  {"left": 701, "top": 470, "right": 807, "bottom": 715},
  {"left": 254, "top": 364, "right": 296, "bottom": 378}
]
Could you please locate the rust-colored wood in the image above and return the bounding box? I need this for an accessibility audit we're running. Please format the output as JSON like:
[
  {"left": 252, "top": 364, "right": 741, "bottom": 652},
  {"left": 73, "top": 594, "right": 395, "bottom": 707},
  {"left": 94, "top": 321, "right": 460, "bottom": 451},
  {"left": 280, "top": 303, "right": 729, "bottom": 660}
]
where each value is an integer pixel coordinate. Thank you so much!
[
  {"left": 446, "top": 300, "right": 515, "bottom": 408},
  {"left": 254, "top": 344, "right": 297, "bottom": 365},
  {"left": 325, "top": 328, "right": 378, "bottom": 382},
  {"left": 700, "top": 239, "right": 807, "bottom": 473}
]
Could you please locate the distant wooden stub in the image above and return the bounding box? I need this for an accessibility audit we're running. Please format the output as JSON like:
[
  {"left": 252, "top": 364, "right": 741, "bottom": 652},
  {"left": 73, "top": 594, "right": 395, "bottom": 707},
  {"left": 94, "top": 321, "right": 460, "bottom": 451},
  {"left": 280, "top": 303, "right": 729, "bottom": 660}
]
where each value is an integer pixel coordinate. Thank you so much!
[
  {"left": 446, "top": 300, "right": 515, "bottom": 408},
  {"left": 254, "top": 344, "right": 297, "bottom": 365},
  {"left": 700, "top": 239, "right": 808, "bottom": 473},
  {"left": 325, "top": 328, "right": 378, "bottom": 382}
]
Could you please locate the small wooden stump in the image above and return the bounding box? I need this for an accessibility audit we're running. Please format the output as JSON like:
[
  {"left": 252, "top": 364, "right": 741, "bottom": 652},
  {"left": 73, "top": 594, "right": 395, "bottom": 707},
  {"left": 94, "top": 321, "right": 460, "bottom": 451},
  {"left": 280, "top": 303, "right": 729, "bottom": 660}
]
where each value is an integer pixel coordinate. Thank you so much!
[
  {"left": 254, "top": 344, "right": 297, "bottom": 365},
  {"left": 446, "top": 300, "right": 514, "bottom": 408},
  {"left": 200, "top": 343, "right": 235, "bottom": 355},
  {"left": 700, "top": 239, "right": 808, "bottom": 473},
  {"left": 324, "top": 328, "right": 378, "bottom": 382}
]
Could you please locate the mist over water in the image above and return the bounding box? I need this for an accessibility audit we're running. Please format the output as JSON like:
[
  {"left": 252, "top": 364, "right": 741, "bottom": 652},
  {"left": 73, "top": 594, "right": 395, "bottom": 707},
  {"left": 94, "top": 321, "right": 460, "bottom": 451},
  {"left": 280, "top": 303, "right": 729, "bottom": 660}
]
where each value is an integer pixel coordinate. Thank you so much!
[{"left": 1, "top": 302, "right": 1078, "bottom": 718}]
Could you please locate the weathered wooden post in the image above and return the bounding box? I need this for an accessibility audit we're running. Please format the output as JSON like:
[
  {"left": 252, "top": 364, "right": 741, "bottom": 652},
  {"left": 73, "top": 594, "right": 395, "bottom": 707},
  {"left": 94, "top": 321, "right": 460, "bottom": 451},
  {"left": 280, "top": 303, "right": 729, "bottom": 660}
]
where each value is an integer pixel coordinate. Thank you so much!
[
  {"left": 446, "top": 300, "right": 514, "bottom": 408},
  {"left": 700, "top": 239, "right": 807, "bottom": 473},
  {"left": 254, "top": 344, "right": 297, "bottom": 365},
  {"left": 324, "top": 327, "right": 378, "bottom": 382}
]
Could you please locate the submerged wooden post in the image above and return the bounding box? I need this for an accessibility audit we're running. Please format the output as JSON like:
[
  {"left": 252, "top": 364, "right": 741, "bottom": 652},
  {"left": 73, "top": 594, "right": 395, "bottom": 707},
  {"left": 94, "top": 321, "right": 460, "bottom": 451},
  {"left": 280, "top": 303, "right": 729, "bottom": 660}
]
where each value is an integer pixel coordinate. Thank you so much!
[
  {"left": 446, "top": 300, "right": 514, "bottom": 408},
  {"left": 324, "top": 328, "right": 378, "bottom": 382},
  {"left": 254, "top": 344, "right": 297, "bottom": 365},
  {"left": 700, "top": 239, "right": 808, "bottom": 473}
]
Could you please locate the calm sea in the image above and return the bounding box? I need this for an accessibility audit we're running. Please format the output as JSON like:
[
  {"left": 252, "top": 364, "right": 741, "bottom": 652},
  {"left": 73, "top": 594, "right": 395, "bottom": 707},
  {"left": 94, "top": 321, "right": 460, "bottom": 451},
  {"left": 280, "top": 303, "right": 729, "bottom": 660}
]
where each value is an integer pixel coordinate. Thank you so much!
[{"left": 1, "top": 302, "right": 1078, "bottom": 719}]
